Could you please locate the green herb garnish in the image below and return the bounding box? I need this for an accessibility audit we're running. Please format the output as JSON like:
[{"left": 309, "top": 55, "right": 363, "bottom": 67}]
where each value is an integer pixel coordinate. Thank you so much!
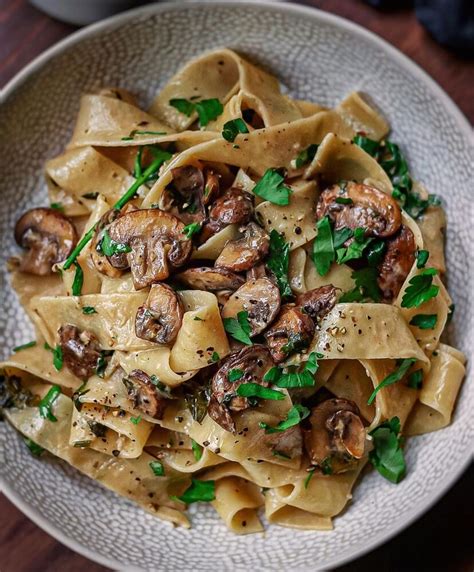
[
  {"left": 407, "top": 369, "right": 423, "bottom": 389},
  {"left": 24, "top": 437, "right": 44, "bottom": 457},
  {"left": 259, "top": 404, "right": 310, "bottom": 434},
  {"left": 312, "top": 216, "right": 334, "bottom": 276},
  {"left": 191, "top": 439, "right": 203, "bottom": 461},
  {"left": 38, "top": 385, "right": 61, "bottom": 422},
  {"left": 182, "top": 222, "right": 202, "bottom": 238},
  {"left": 352, "top": 134, "right": 379, "bottom": 156},
  {"left": 223, "top": 311, "right": 252, "bottom": 345},
  {"left": 336, "top": 227, "right": 373, "bottom": 264},
  {"left": 44, "top": 342, "right": 63, "bottom": 371},
  {"left": 169, "top": 98, "right": 223, "bottom": 127},
  {"left": 72, "top": 262, "right": 84, "bottom": 296},
  {"left": 253, "top": 168, "right": 292, "bottom": 206},
  {"left": 228, "top": 368, "right": 244, "bottom": 382},
  {"left": 304, "top": 468, "right": 316, "bottom": 489},
  {"left": 367, "top": 358, "right": 416, "bottom": 405},
  {"left": 96, "top": 350, "right": 113, "bottom": 378},
  {"left": 97, "top": 229, "right": 131, "bottom": 257},
  {"left": 176, "top": 478, "right": 215, "bottom": 503},
  {"left": 149, "top": 460, "right": 165, "bottom": 476},
  {"left": 294, "top": 144, "right": 318, "bottom": 168},
  {"left": 409, "top": 314, "right": 437, "bottom": 330},
  {"left": 416, "top": 249, "right": 429, "bottom": 269},
  {"left": 130, "top": 415, "right": 142, "bottom": 425},
  {"left": 82, "top": 306, "right": 97, "bottom": 315},
  {"left": 13, "top": 341, "right": 36, "bottom": 353},
  {"left": 268, "top": 352, "right": 323, "bottom": 388},
  {"left": 339, "top": 267, "right": 382, "bottom": 303},
  {"left": 369, "top": 417, "right": 406, "bottom": 483},
  {"left": 236, "top": 383, "right": 284, "bottom": 401},
  {"left": 211, "top": 351, "right": 220, "bottom": 363},
  {"left": 222, "top": 118, "right": 249, "bottom": 142},
  {"left": 267, "top": 230, "right": 292, "bottom": 299},
  {"left": 401, "top": 268, "right": 439, "bottom": 308},
  {"left": 50, "top": 202, "right": 64, "bottom": 212}
]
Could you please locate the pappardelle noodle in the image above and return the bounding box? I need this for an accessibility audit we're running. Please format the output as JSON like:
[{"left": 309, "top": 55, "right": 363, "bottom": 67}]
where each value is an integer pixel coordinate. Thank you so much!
[{"left": 1, "top": 49, "right": 466, "bottom": 533}]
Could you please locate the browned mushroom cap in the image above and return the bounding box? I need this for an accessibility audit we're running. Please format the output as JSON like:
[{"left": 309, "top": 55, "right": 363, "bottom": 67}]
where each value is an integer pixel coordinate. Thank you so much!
[
  {"left": 106, "top": 209, "right": 192, "bottom": 289},
  {"left": 377, "top": 225, "right": 416, "bottom": 300},
  {"left": 14, "top": 208, "right": 78, "bottom": 275},
  {"left": 208, "top": 345, "right": 274, "bottom": 433},
  {"left": 304, "top": 398, "right": 366, "bottom": 473},
  {"left": 135, "top": 283, "right": 184, "bottom": 344},
  {"left": 58, "top": 325, "right": 101, "bottom": 380},
  {"left": 91, "top": 208, "right": 128, "bottom": 278},
  {"left": 215, "top": 223, "right": 269, "bottom": 272},
  {"left": 175, "top": 267, "right": 244, "bottom": 291},
  {"left": 317, "top": 182, "right": 401, "bottom": 238},
  {"left": 264, "top": 304, "right": 315, "bottom": 363},
  {"left": 222, "top": 278, "right": 281, "bottom": 336},
  {"left": 262, "top": 425, "right": 303, "bottom": 459},
  {"left": 122, "top": 369, "right": 169, "bottom": 419},
  {"left": 209, "top": 188, "right": 254, "bottom": 226},
  {"left": 295, "top": 285, "right": 338, "bottom": 322}
]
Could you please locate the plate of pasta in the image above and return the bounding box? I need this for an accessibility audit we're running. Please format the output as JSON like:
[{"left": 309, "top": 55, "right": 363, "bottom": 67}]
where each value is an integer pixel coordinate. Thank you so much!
[{"left": 0, "top": 2, "right": 472, "bottom": 570}]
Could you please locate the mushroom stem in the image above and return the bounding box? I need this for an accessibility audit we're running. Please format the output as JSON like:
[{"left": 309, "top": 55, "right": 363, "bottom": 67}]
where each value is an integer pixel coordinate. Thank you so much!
[{"left": 63, "top": 153, "right": 169, "bottom": 270}]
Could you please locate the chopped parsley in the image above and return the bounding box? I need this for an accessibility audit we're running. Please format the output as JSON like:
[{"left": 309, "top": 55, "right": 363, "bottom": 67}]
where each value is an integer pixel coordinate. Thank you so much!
[
  {"left": 96, "top": 350, "right": 113, "bottom": 378},
  {"left": 130, "top": 415, "right": 142, "bottom": 425},
  {"left": 121, "top": 129, "right": 167, "bottom": 140},
  {"left": 336, "top": 227, "right": 373, "bottom": 264},
  {"left": 72, "top": 381, "right": 89, "bottom": 412},
  {"left": 407, "top": 369, "right": 423, "bottom": 389},
  {"left": 50, "top": 202, "right": 64, "bottom": 212},
  {"left": 44, "top": 342, "right": 63, "bottom": 371},
  {"left": 82, "top": 306, "right": 97, "bottom": 315},
  {"left": 228, "top": 368, "right": 244, "bottom": 382},
  {"left": 265, "top": 352, "right": 323, "bottom": 388},
  {"left": 339, "top": 267, "right": 382, "bottom": 303},
  {"left": 13, "top": 341, "right": 36, "bottom": 353},
  {"left": 38, "top": 385, "right": 62, "bottom": 422},
  {"left": 335, "top": 197, "right": 353, "bottom": 205},
  {"left": 352, "top": 134, "right": 380, "bottom": 156},
  {"left": 409, "top": 314, "right": 438, "bottom": 330},
  {"left": 24, "top": 437, "right": 44, "bottom": 457},
  {"left": 223, "top": 311, "right": 252, "bottom": 345},
  {"left": 267, "top": 230, "right": 292, "bottom": 299},
  {"left": 369, "top": 417, "right": 406, "bottom": 483},
  {"left": 176, "top": 478, "right": 215, "bottom": 503},
  {"left": 236, "top": 383, "right": 284, "bottom": 401},
  {"left": 72, "top": 262, "right": 84, "bottom": 296},
  {"left": 259, "top": 404, "right": 310, "bottom": 434},
  {"left": 97, "top": 229, "right": 132, "bottom": 257},
  {"left": 294, "top": 144, "right": 318, "bottom": 168},
  {"left": 304, "top": 468, "right": 316, "bottom": 489},
  {"left": 253, "top": 168, "right": 292, "bottom": 206},
  {"left": 191, "top": 439, "right": 203, "bottom": 461},
  {"left": 321, "top": 457, "right": 333, "bottom": 475},
  {"left": 401, "top": 268, "right": 439, "bottom": 308},
  {"left": 211, "top": 351, "right": 220, "bottom": 363},
  {"left": 222, "top": 118, "right": 249, "bottom": 142},
  {"left": 169, "top": 98, "right": 224, "bottom": 127},
  {"left": 182, "top": 222, "right": 202, "bottom": 238},
  {"left": 416, "top": 249, "right": 429, "bottom": 269},
  {"left": 149, "top": 460, "right": 165, "bottom": 476},
  {"left": 312, "top": 216, "right": 334, "bottom": 276},
  {"left": 367, "top": 358, "right": 416, "bottom": 405}
]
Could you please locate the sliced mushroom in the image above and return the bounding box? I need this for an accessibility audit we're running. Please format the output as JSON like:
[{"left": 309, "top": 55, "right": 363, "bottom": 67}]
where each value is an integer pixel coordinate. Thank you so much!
[
  {"left": 316, "top": 182, "right": 401, "bottom": 238},
  {"left": 215, "top": 223, "right": 269, "bottom": 272},
  {"left": 106, "top": 209, "right": 192, "bottom": 289},
  {"left": 122, "top": 369, "right": 169, "bottom": 419},
  {"left": 91, "top": 208, "right": 128, "bottom": 278},
  {"left": 295, "top": 285, "right": 338, "bottom": 321},
  {"left": 208, "top": 345, "right": 274, "bottom": 433},
  {"left": 264, "top": 304, "right": 315, "bottom": 363},
  {"left": 262, "top": 425, "right": 303, "bottom": 459},
  {"left": 222, "top": 277, "right": 281, "bottom": 336},
  {"left": 209, "top": 188, "right": 254, "bottom": 226},
  {"left": 377, "top": 224, "right": 416, "bottom": 300},
  {"left": 304, "top": 398, "right": 366, "bottom": 473},
  {"left": 135, "top": 283, "right": 184, "bottom": 344},
  {"left": 58, "top": 325, "right": 101, "bottom": 380},
  {"left": 175, "top": 267, "right": 244, "bottom": 291},
  {"left": 14, "top": 208, "right": 77, "bottom": 275}
]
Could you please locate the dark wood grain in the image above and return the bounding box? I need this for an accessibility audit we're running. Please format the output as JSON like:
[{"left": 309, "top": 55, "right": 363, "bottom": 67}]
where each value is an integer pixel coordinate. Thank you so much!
[{"left": 0, "top": 1, "right": 472, "bottom": 571}]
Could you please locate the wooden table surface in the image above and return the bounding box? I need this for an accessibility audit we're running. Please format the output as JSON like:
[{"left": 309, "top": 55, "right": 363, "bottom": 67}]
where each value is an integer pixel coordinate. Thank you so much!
[{"left": 0, "top": 1, "right": 472, "bottom": 571}]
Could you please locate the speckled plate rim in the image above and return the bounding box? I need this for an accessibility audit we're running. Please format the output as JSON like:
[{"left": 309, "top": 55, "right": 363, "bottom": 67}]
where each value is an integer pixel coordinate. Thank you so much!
[{"left": 0, "top": 2, "right": 472, "bottom": 570}]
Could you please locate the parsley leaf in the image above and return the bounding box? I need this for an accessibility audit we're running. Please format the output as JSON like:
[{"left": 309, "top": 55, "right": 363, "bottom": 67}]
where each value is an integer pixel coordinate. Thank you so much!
[
  {"left": 369, "top": 417, "right": 406, "bottom": 483},
  {"left": 339, "top": 267, "right": 382, "bottom": 303},
  {"left": 39, "top": 385, "right": 62, "bottom": 422},
  {"left": 96, "top": 350, "right": 113, "bottom": 378},
  {"left": 130, "top": 415, "right": 141, "bottom": 425},
  {"left": 253, "top": 169, "right": 292, "bottom": 206},
  {"left": 409, "top": 313, "right": 437, "bottom": 330},
  {"left": 367, "top": 358, "right": 416, "bottom": 405},
  {"left": 98, "top": 229, "right": 132, "bottom": 257},
  {"left": 333, "top": 227, "right": 354, "bottom": 249},
  {"left": 50, "top": 202, "right": 64, "bottom": 212},
  {"left": 211, "top": 351, "right": 220, "bottom": 363},
  {"left": 259, "top": 404, "right": 310, "bottom": 434},
  {"left": 222, "top": 118, "right": 249, "bottom": 142},
  {"left": 312, "top": 216, "right": 334, "bottom": 276},
  {"left": 336, "top": 227, "right": 373, "bottom": 264},
  {"left": 352, "top": 134, "right": 379, "bottom": 156},
  {"left": 401, "top": 268, "right": 439, "bottom": 308},
  {"left": 228, "top": 368, "right": 244, "bottom": 382},
  {"left": 365, "top": 239, "right": 386, "bottom": 266},
  {"left": 13, "top": 341, "right": 36, "bottom": 352},
  {"left": 82, "top": 306, "right": 97, "bottom": 315},
  {"left": 177, "top": 478, "right": 215, "bottom": 503},
  {"left": 304, "top": 468, "right": 316, "bottom": 489},
  {"left": 149, "top": 460, "right": 165, "bottom": 476},
  {"left": 416, "top": 249, "right": 429, "bottom": 269},
  {"left": 169, "top": 98, "right": 195, "bottom": 116},
  {"left": 24, "top": 437, "right": 44, "bottom": 457},
  {"left": 72, "top": 262, "right": 84, "bottom": 296},
  {"left": 44, "top": 342, "right": 63, "bottom": 371},
  {"left": 169, "top": 98, "right": 223, "bottom": 127},
  {"left": 191, "top": 439, "right": 203, "bottom": 461},
  {"left": 269, "top": 352, "right": 323, "bottom": 388},
  {"left": 223, "top": 311, "right": 252, "bottom": 345},
  {"left": 182, "top": 222, "right": 202, "bottom": 238},
  {"left": 267, "top": 230, "right": 292, "bottom": 299},
  {"left": 407, "top": 369, "right": 423, "bottom": 389},
  {"left": 294, "top": 144, "right": 318, "bottom": 168},
  {"left": 236, "top": 383, "right": 284, "bottom": 401}
]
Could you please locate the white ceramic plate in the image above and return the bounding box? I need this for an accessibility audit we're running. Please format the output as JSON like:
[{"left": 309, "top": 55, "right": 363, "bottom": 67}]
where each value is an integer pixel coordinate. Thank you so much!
[{"left": 0, "top": 2, "right": 472, "bottom": 570}]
